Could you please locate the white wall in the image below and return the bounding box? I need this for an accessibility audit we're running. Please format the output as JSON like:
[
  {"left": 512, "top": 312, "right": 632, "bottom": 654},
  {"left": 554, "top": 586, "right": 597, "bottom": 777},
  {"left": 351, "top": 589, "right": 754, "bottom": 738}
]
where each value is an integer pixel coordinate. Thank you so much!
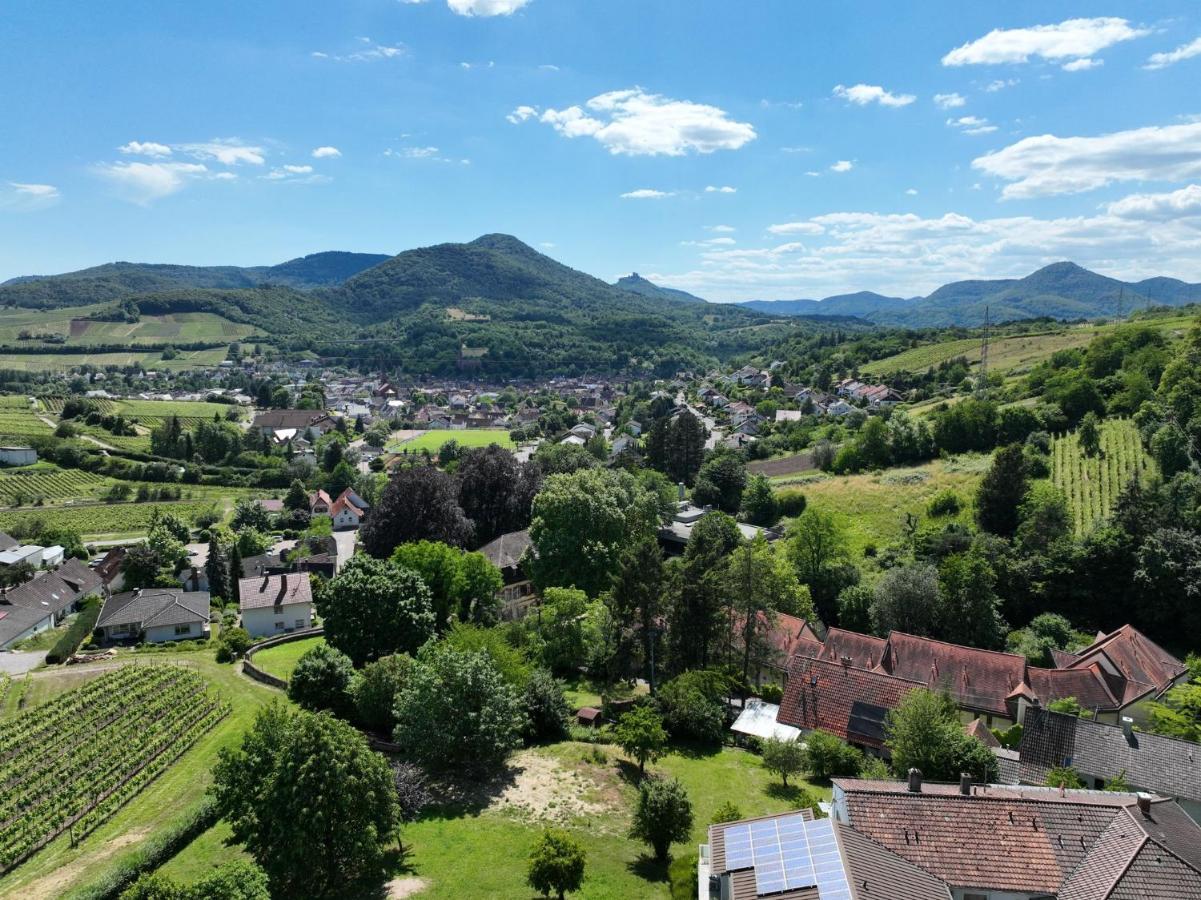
[
  {"left": 144, "top": 620, "right": 210, "bottom": 643},
  {"left": 242, "top": 603, "right": 312, "bottom": 638}
]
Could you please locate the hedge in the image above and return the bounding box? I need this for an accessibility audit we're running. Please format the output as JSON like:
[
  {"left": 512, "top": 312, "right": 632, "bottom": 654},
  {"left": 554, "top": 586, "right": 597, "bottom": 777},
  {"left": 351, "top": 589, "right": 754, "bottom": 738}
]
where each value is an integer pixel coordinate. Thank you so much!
[{"left": 45, "top": 596, "right": 102, "bottom": 664}]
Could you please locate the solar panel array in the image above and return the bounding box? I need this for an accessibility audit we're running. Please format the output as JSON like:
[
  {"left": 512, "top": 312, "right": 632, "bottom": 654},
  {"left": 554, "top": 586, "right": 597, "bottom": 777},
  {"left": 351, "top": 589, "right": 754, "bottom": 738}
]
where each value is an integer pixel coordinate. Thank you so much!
[{"left": 721, "top": 814, "right": 852, "bottom": 899}]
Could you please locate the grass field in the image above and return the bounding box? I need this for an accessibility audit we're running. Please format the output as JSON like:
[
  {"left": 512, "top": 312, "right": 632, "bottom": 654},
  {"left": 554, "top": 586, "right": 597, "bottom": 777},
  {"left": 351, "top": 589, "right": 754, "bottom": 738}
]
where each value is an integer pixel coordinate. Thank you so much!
[
  {"left": 862, "top": 314, "right": 1197, "bottom": 377},
  {"left": 0, "top": 656, "right": 278, "bottom": 900},
  {"left": 776, "top": 455, "right": 988, "bottom": 556},
  {"left": 0, "top": 348, "right": 230, "bottom": 373},
  {"left": 389, "top": 428, "right": 515, "bottom": 453},
  {"left": 1051, "top": 418, "right": 1154, "bottom": 537},
  {"left": 250, "top": 636, "right": 323, "bottom": 681}
]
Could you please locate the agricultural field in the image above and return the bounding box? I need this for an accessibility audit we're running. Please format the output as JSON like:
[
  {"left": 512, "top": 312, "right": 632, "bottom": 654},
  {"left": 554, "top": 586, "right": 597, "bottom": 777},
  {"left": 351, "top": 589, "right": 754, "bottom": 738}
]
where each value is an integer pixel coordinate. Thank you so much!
[
  {"left": 389, "top": 428, "right": 515, "bottom": 453},
  {"left": 862, "top": 314, "right": 1197, "bottom": 377},
  {"left": 0, "top": 465, "right": 113, "bottom": 506},
  {"left": 38, "top": 396, "right": 241, "bottom": 429},
  {"left": 0, "top": 304, "right": 257, "bottom": 347},
  {"left": 775, "top": 455, "right": 988, "bottom": 556},
  {"left": 1051, "top": 418, "right": 1154, "bottom": 537},
  {"left": 0, "top": 348, "right": 230, "bottom": 373},
  {"left": 0, "top": 397, "right": 53, "bottom": 442},
  {"left": 0, "top": 500, "right": 227, "bottom": 539},
  {"left": 0, "top": 656, "right": 278, "bottom": 900},
  {"left": 0, "top": 665, "right": 229, "bottom": 875}
]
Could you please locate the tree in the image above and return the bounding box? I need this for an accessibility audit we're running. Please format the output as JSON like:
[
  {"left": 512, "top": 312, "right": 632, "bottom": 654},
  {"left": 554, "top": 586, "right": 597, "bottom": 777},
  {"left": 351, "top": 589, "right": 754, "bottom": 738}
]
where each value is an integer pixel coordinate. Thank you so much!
[
  {"left": 528, "top": 468, "right": 663, "bottom": 597},
  {"left": 1015, "top": 482, "right": 1072, "bottom": 554},
  {"left": 602, "top": 537, "right": 666, "bottom": 687},
  {"left": 204, "top": 534, "right": 229, "bottom": 603},
  {"left": 527, "top": 829, "right": 586, "bottom": 900},
  {"left": 668, "top": 511, "right": 743, "bottom": 672},
  {"left": 870, "top": 565, "right": 941, "bottom": 638},
  {"left": 657, "top": 671, "right": 729, "bottom": 744},
  {"left": 1047, "top": 696, "right": 1091, "bottom": 718},
  {"left": 976, "top": 444, "right": 1029, "bottom": 537},
  {"left": 645, "top": 411, "right": 706, "bottom": 485},
  {"left": 692, "top": 452, "right": 747, "bottom": 514},
  {"left": 215, "top": 627, "right": 251, "bottom": 663},
  {"left": 885, "top": 689, "right": 998, "bottom": 783},
  {"left": 787, "top": 507, "right": 853, "bottom": 624},
  {"left": 937, "top": 549, "right": 1007, "bottom": 649},
  {"left": 1148, "top": 680, "right": 1201, "bottom": 741},
  {"left": 456, "top": 445, "right": 541, "bottom": 547},
  {"left": 391, "top": 540, "right": 470, "bottom": 632},
  {"left": 741, "top": 474, "right": 779, "bottom": 526},
  {"left": 360, "top": 465, "right": 473, "bottom": 558},
  {"left": 1045, "top": 765, "right": 1085, "bottom": 789},
  {"left": 285, "top": 479, "right": 310, "bottom": 512},
  {"left": 538, "top": 587, "right": 595, "bottom": 674},
  {"left": 212, "top": 706, "right": 399, "bottom": 898},
  {"left": 288, "top": 643, "right": 356, "bottom": 718},
  {"left": 523, "top": 669, "right": 571, "bottom": 742},
  {"left": 711, "top": 801, "right": 743, "bottom": 824},
  {"left": 392, "top": 645, "right": 526, "bottom": 771},
  {"left": 761, "top": 737, "right": 806, "bottom": 787},
  {"left": 1078, "top": 412, "right": 1103, "bottom": 458},
  {"left": 120, "top": 861, "right": 270, "bottom": 900},
  {"left": 800, "top": 730, "right": 864, "bottom": 780},
  {"left": 630, "top": 777, "right": 694, "bottom": 862},
  {"left": 316, "top": 555, "right": 436, "bottom": 666},
  {"left": 614, "top": 705, "right": 668, "bottom": 776},
  {"left": 836, "top": 584, "right": 874, "bottom": 634},
  {"left": 354, "top": 654, "right": 413, "bottom": 734},
  {"left": 324, "top": 460, "right": 356, "bottom": 499}
]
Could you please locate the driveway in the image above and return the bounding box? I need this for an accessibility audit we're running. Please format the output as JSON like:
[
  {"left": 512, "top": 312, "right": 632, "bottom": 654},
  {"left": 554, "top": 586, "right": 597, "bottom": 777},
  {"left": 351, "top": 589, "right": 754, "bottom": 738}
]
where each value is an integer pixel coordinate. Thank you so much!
[
  {"left": 0, "top": 651, "right": 47, "bottom": 675},
  {"left": 332, "top": 530, "right": 357, "bottom": 572}
]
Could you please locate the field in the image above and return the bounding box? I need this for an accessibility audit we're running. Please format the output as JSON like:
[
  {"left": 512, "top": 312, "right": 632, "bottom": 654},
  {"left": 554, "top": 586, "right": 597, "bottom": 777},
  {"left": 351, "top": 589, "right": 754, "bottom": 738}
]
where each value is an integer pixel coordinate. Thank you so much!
[
  {"left": 389, "top": 428, "right": 515, "bottom": 453},
  {"left": 0, "top": 396, "right": 53, "bottom": 442},
  {"left": 0, "top": 348, "right": 230, "bottom": 373},
  {"left": 0, "top": 656, "right": 278, "bottom": 900},
  {"left": 1051, "top": 418, "right": 1154, "bottom": 537},
  {"left": 250, "top": 636, "right": 323, "bottom": 681},
  {"left": 0, "top": 465, "right": 114, "bottom": 506},
  {"left": 776, "top": 455, "right": 988, "bottom": 556},
  {"left": 862, "top": 314, "right": 1197, "bottom": 377},
  {"left": 0, "top": 500, "right": 227, "bottom": 539},
  {"left": 0, "top": 305, "right": 257, "bottom": 347},
  {"left": 0, "top": 665, "right": 229, "bottom": 875},
  {"left": 40, "top": 397, "right": 244, "bottom": 429}
]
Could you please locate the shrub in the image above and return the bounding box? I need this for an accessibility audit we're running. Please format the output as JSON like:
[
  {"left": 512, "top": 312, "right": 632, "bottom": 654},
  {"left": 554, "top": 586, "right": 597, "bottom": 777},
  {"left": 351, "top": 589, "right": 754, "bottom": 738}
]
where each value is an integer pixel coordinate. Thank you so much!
[
  {"left": 800, "top": 730, "right": 863, "bottom": 780},
  {"left": 527, "top": 829, "right": 586, "bottom": 899},
  {"left": 657, "top": 672, "right": 727, "bottom": 744},
  {"left": 354, "top": 655, "right": 413, "bottom": 734},
  {"left": 776, "top": 490, "right": 807, "bottom": 519},
  {"left": 287, "top": 643, "right": 356, "bottom": 718},
  {"left": 523, "top": 669, "right": 571, "bottom": 743},
  {"left": 46, "top": 597, "right": 102, "bottom": 664},
  {"left": 630, "top": 777, "right": 694, "bottom": 862},
  {"left": 215, "top": 627, "right": 251, "bottom": 663},
  {"left": 614, "top": 705, "right": 668, "bottom": 776},
  {"left": 756, "top": 682, "right": 783, "bottom": 704},
  {"left": 1045, "top": 765, "right": 1085, "bottom": 789},
  {"left": 711, "top": 801, "right": 743, "bottom": 824},
  {"left": 761, "top": 737, "right": 806, "bottom": 787},
  {"left": 926, "top": 489, "right": 962, "bottom": 517},
  {"left": 858, "top": 756, "right": 892, "bottom": 779}
]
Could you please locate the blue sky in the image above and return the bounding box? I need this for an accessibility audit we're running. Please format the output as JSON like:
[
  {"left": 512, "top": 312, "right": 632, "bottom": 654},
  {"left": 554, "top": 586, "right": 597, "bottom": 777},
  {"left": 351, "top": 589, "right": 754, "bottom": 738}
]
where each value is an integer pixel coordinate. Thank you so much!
[{"left": 2, "top": 0, "right": 1201, "bottom": 300}]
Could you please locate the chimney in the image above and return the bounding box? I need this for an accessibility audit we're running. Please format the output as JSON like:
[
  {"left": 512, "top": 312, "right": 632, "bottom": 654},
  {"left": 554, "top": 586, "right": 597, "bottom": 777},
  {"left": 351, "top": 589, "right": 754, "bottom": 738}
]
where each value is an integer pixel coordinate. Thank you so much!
[
  {"left": 677, "top": 482, "right": 686, "bottom": 501},
  {"left": 840, "top": 654, "right": 852, "bottom": 668},
  {"left": 1121, "top": 716, "right": 1135, "bottom": 741},
  {"left": 907, "top": 768, "right": 923, "bottom": 793},
  {"left": 959, "top": 773, "right": 971, "bottom": 796},
  {"left": 1137, "top": 793, "right": 1153, "bottom": 817}
]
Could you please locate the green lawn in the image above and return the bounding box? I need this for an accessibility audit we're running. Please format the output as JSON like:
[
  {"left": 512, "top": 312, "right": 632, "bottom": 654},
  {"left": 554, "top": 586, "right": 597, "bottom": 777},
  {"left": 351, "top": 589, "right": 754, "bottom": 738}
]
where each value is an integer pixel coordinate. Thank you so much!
[
  {"left": 775, "top": 455, "right": 988, "bottom": 556},
  {"left": 250, "top": 636, "right": 324, "bottom": 681},
  {"left": 0, "top": 656, "right": 279, "bottom": 900},
  {"left": 389, "top": 428, "right": 515, "bottom": 454}
]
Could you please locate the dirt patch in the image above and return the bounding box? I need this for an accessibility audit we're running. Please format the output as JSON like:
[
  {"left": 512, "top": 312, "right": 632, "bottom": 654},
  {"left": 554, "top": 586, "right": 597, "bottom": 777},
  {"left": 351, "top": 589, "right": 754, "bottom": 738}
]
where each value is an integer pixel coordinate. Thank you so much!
[
  {"left": 391, "top": 430, "right": 428, "bottom": 445},
  {"left": 748, "top": 452, "right": 817, "bottom": 477},
  {"left": 386, "top": 876, "right": 429, "bottom": 898},
  {"left": 68, "top": 319, "right": 93, "bottom": 338},
  {"left": 15, "top": 828, "right": 150, "bottom": 900}
]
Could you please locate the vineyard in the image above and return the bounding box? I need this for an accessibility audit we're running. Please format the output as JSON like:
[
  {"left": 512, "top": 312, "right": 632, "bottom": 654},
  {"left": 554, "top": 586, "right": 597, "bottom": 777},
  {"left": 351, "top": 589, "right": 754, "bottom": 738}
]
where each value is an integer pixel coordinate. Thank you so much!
[
  {"left": 0, "top": 466, "right": 111, "bottom": 506},
  {"left": 1051, "top": 418, "right": 1154, "bottom": 537},
  {"left": 0, "top": 408, "right": 52, "bottom": 442},
  {"left": 0, "top": 664, "right": 229, "bottom": 874},
  {"left": 39, "top": 396, "right": 239, "bottom": 430},
  {"left": 0, "top": 500, "right": 224, "bottom": 537}
]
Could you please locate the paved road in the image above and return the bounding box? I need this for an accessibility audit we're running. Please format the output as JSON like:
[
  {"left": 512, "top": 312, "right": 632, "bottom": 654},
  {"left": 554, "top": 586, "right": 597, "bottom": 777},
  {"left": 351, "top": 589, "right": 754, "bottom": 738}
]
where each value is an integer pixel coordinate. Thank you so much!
[
  {"left": 0, "top": 651, "right": 48, "bottom": 675},
  {"left": 332, "top": 529, "right": 356, "bottom": 572}
]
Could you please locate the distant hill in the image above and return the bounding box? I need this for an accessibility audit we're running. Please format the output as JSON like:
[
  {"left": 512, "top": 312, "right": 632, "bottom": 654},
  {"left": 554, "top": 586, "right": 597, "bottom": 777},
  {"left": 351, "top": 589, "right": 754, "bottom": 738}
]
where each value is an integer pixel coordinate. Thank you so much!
[
  {"left": 613, "top": 273, "right": 707, "bottom": 304},
  {"left": 742, "top": 291, "right": 918, "bottom": 319},
  {"left": 740, "top": 262, "right": 1201, "bottom": 327},
  {"left": 263, "top": 251, "right": 390, "bottom": 289}
]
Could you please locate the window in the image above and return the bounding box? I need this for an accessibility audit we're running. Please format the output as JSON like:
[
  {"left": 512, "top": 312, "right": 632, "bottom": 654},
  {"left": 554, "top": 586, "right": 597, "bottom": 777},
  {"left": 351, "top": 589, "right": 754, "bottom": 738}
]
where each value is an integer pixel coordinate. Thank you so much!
[
  {"left": 963, "top": 894, "right": 988, "bottom": 900},
  {"left": 295, "top": 619, "right": 305, "bottom": 628},
  {"left": 174, "top": 624, "right": 191, "bottom": 636},
  {"left": 275, "top": 621, "right": 285, "bottom": 630}
]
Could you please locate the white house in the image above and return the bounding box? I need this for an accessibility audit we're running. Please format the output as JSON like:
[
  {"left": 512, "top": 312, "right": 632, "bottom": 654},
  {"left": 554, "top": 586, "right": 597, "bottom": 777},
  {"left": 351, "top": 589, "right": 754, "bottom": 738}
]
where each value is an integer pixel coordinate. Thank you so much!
[
  {"left": 238, "top": 572, "right": 313, "bottom": 638},
  {"left": 96, "top": 588, "right": 211, "bottom": 643},
  {"left": 329, "top": 489, "right": 368, "bottom": 531}
]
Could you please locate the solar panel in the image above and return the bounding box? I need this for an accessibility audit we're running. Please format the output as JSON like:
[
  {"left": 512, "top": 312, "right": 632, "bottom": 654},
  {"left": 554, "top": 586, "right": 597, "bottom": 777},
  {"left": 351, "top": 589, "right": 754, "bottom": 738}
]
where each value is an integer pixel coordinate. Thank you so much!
[{"left": 720, "top": 814, "right": 855, "bottom": 899}]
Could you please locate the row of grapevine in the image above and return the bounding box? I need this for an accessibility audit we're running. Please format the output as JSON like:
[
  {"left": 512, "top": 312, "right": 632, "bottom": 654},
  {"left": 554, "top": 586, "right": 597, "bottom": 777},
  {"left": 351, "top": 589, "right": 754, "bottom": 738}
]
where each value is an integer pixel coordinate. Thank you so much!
[
  {"left": 0, "top": 664, "right": 228, "bottom": 874},
  {"left": 0, "top": 468, "right": 111, "bottom": 506},
  {"left": 1051, "top": 418, "right": 1153, "bottom": 537}
]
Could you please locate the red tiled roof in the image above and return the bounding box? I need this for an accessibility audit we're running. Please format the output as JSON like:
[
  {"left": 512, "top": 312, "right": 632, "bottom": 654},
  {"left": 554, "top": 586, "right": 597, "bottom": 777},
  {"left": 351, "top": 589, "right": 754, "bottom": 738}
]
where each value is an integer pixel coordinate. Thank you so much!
[
  {"left": 329, "top": 489, "right": 365, "bottom": 519},
  {"left": 965, "top": 718, "right": 1001, "bottom": 748},
  {"left": 238, "top": 572, "right": 312, "bottom": 611},
  {"left": 1027, "top": 663, "right": 1134, "bottom": 713},
  {"left": 879, "top": 631, "right": 1028, "bottom": 717},
  {"left": 818, "top": 628, "right": 889, "bottom": 670},
  {"left": 779, "top": 656, "right": 923, "bottom": 749},
  {"left": 1066, "top": 625, "right": 1187, "bottom": 696}
]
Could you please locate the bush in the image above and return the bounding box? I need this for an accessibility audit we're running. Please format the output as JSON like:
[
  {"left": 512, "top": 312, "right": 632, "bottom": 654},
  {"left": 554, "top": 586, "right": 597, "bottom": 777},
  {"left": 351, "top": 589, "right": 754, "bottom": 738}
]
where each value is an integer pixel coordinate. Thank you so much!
[
  {"left": 215, "top": 627, "right": 251, "bottom": 663},
  {"left": 800, "top": 730, "right": 863, "bottom": 780},
  {"left": 46, "top": 597, "right": 102, "bottom": 664},
  {"left": 354, "top": 655, "right": 413, "bottom": 734},
  {"left": 711, "top": 801, "right": 743, "bottom": 824},
  {"left": 926, "top": 489, "right": 962, "bottom": 518},
  {"left": 527, "top": 829, "right": 586, "bottom": 899},
  {"left": 756, "top": 682, "right": 783, "bottom": 704},
  {"left": 761, "top": 737, "right": 806, "bottom": 787},
  {"left": 776, "top": 490, "right": 807, "bottom": 519},
  {"left": 523, "top": 669, "right": 571, "bottom": 743},
  {"left": 657, "top": 672, "right": 727, "bottom": 744},
  {"left": 287, "top": 643, "right": 356, "bottom": 718},
  {"left": 630, "top": 777, "right": 694, "bottom": 862}
]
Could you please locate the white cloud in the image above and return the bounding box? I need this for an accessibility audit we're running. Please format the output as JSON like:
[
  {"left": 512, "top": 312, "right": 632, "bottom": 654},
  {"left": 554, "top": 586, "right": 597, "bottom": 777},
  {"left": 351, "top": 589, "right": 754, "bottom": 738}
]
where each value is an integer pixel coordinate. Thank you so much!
[
  {"left": 539, "top": 241, "right": 556, "bottom": 248},
  {"left": 312, "top": 146, "right": 342, "bottom": 158},
  {"left": 650, "top": 208, "right": 1201, "bottom": 301},
  {"left": 1062, "top": 57, "right": 1103, "bottom": 72},
  {"left": 942, "top": 17, "right": 1149, "bottom": 66},
  {"left": 973, "top": 120, "right": 1201, "bottom": 198},
  {"left": 805, "top": 171, "right": 821, "bottom": 177},
  {"left": 1107, "top": 184, "right": 1201, "bottom": 220},
  {"left": 767, "top": 221, "right": 826, "bottom": 235},
  {"left": 314, "top": 39, "right": 405, "bottom": 62},
  {"left": 906, "top": 188, "right": 919, "bottom": 195},
  {"left": 947, "top": 115, "right": 998, "bottom": 135},
  {"left": 448, "top": 0, "right": 530, "bottom": 15},
  {"left": 507, "top": 105, "right": 538, "bottom": 124},
  {"left": 620, "top": 189, "right": 673, "bottom": 199},
  {"left": 830, "top": 160, "right": 854, "bottom": 173},
  {"left": 95, "top": 161, "right": 209, "bottom": 204},
  {"left": 984, "top": 78, "right": 1019, "bottom": 92},
  {"left": 460, "top": 60, "right": 495, "bottom": 70},
  {"left": 282, "top": 164, "right": 313, "bottom": 174},
  {"left": 119, "top": 141, "right": 172, "bottom": 158},
  {"left": 2, "top": 182, "right": 61, "bottom": 211},
  {"left": 934, "top": 93, "right": 966, "bottom": 109},
  {"left": 179, "top": 140, "right": 265, "bottom": 166},
  {"left": 708, "top": 225, "right": 736, "bottom": 233},
  {"left": 539, "top": 64, "right": 560, "bottom": 72},
  {"left": 705, "top": 185, "right": 736, "bottom": 194},
  {"left": 535, "top": 88, "right": 756, "bottom": 156},
  {"left": 833, "top": 83, "right": 915, "bottom": 108},
  {"left": 387, "top": 146, "right": 442, "bottom": 159},
  {"left": 682, "top": 237, "right": 737, "bottom": 247},
  {"left": 1145, "top": 36, "right": 1201, "bottom": 70}
]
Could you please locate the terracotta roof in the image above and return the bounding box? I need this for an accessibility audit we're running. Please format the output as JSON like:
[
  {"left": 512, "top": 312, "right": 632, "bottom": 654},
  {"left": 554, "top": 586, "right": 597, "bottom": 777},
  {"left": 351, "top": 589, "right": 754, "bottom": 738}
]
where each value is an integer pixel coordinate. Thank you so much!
[
  {"left": 329, "top": 489, "right": 365, "bottom": 519},
  {"left": 779, "top": 656, "right": 923, "bottom": 749},
  {"left": 878, "top": 631, "right": 1028, "bottom": 717},
  {"left": 238, "top": 572, "right": 312, "bottom": 612},
  {"left": 818, "top": 628, "right": 889, "bottom": 670},
  {"left": 965, "top": 717, "right": 1001, "bottom": 748},
  {"left": 835, "top": 822, "right": 952, "bottom": 900},
  {"left": 1027, "top": 663, "right": 1133, "bottom": 713},
  {"left": 1065, "top": 625, "right": 1187, "bottom": 696},
  {"left": 1019, "top": 707, "right": 1201, "bottom": 803},
  {"left": 252, "top": 409, "right": 333, "bottom": 430},
  {"left": 834, "top": 780, "right": 1201, "bottom": 898}
]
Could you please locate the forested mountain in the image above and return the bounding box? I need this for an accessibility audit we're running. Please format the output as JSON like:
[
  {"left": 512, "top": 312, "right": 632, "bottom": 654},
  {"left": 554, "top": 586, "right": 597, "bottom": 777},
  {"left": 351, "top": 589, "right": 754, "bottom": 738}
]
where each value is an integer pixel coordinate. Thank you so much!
[
  {"left": 262, "top": 251, "right": 391, "bottom": 289},
  {"left": 613, "top": 273, "right": 707, "bottom": 304},
  {"left": 740, "top": 262, "right": 1201, "bottom": 327}
]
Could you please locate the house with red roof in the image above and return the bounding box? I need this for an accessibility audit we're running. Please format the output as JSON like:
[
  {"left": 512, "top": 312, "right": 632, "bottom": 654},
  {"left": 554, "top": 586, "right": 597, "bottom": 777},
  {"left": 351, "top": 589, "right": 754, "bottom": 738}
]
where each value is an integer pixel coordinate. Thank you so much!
[{"left": 329, "top": 488, "right": 369, "bottom": 531}]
